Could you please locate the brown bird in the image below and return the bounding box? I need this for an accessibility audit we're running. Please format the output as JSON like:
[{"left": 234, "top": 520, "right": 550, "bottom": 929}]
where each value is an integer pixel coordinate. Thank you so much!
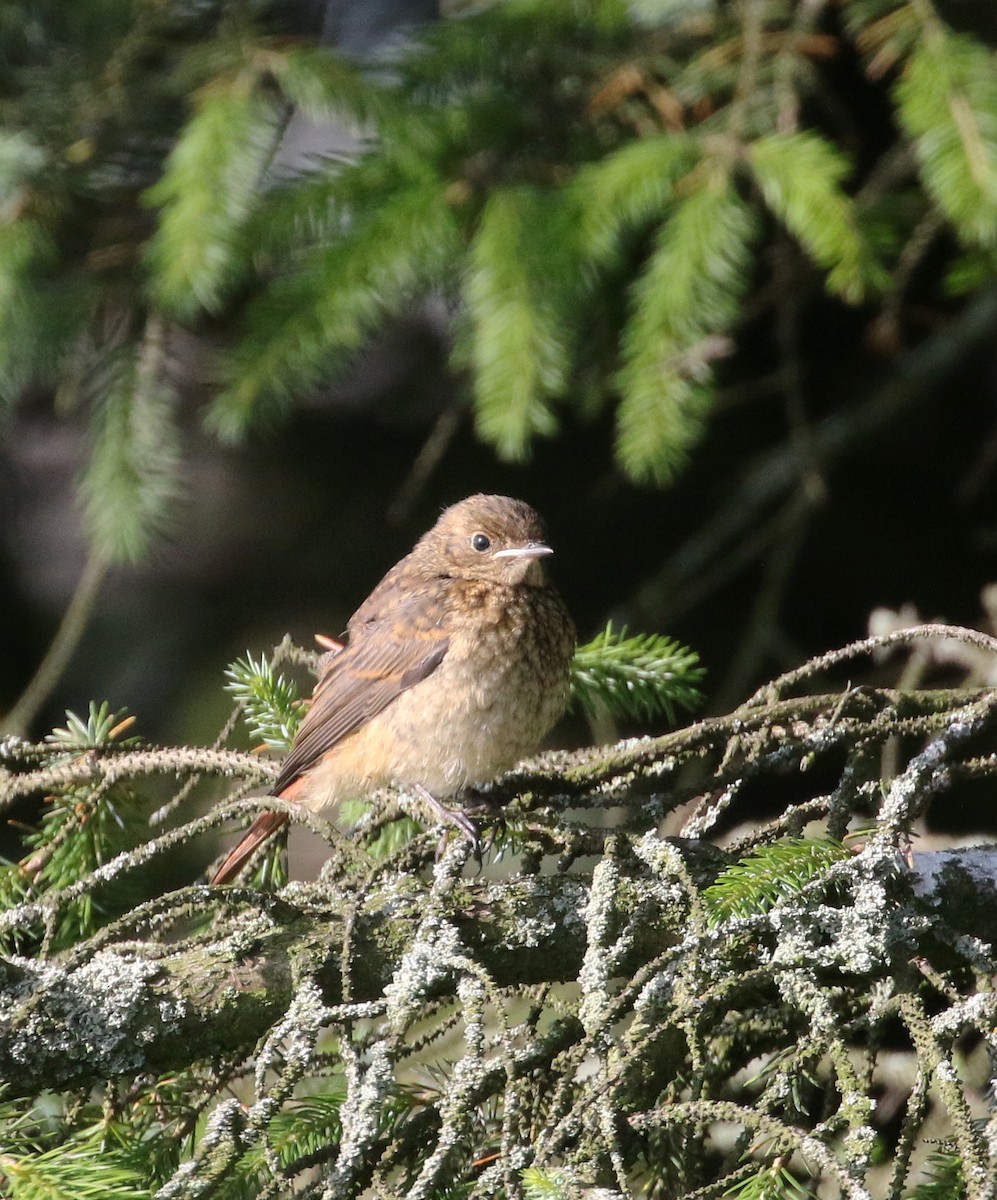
[{"left": 212, "top": 494, "right": 576, "bottom": 884}]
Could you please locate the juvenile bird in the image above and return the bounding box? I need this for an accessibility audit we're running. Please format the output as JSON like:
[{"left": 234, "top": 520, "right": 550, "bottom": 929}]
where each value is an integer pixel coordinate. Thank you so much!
[{"left": 212, "top": 494, "right": 576, "bottom": 883}]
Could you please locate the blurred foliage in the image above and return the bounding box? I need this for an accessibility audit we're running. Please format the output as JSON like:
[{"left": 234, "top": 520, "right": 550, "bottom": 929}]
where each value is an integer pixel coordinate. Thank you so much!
[{"left": 2, "top": 0, "right": 997, "bottom": 561}]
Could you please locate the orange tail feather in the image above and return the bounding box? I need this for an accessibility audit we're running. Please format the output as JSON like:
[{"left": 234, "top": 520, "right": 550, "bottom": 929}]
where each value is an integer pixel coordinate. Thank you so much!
[{"left": 211, "top": 809, "right": 290, "bottom": 884}]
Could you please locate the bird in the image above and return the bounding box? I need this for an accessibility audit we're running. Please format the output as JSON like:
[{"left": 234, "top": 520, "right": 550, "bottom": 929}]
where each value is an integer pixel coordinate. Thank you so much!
[{"left": 211, "top": 493, "right": 576, "bottom": 884}]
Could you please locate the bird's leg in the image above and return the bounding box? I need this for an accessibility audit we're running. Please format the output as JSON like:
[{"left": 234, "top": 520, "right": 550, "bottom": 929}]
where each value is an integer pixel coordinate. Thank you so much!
[{"left": 412, "top": 783, "right": 482, "bottom": 861}]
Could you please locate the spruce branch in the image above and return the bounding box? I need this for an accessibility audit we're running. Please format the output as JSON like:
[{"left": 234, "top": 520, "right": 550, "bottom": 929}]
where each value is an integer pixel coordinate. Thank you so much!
[
  {"left": 575, "top": 133, "right": 698, "bottom": 263},
  {"left": 702, "top": 837, "right": 852, "bottom": 925},
  {"left": 908, "top": 1149, "right": 965, "bottom": 1200},
  {"left": 0, "top": 702, "right": 147, "bottom": 952},
  {"left": 45, "top": 702, "right": 139, "bottom": 752},
  {"left": 0, "top": 215, "right": 67, "bottom": 410},
  {"left": 748, "top": 131, "right": 885, "bottom": 301},
  {"left": 522, "top": 1166, "right": 575, "bottom": 1199},
  {"left": 5, "top": 0, "right": 997, "bottom": 495},
  {"left": 0, "top": 1127, "right": 149, "bottom": 1200},
  {"left": 264, "top": 44, "right": 388, "bottom": 129},
  {"left": 145, "top": 79, "right": 282, "bottom": 317},
  {"left": 896, "top": 29, "right": 997, "bottom": 249},
  {"left": 224, "top": 653, "right": 303, "bottom": 754},
  {"left": 80, "top": 318, "right": 181, "bottom": 564},
  {"left": 569, "top": 621, "right": 703, "bottom": 724},
  {"left": 0, "top": 747, "right": 276, "bottom": 810},
  {"left": 0, "top": 130, "right": 58, "bottom": 409},
  {"left": 615, "top": 168, "right": 758, "bottom": 483},
  {"left": 468, "top": 185, "right": 578, "bottom": 459},
  {"left": 723, "top": 1164, "right": 819, "bottom": 1200},
  {"left": 2, "top": 642, "right": 997, "bottom": 1193},
  {"left": 213, "top": 177, "right": 461, "bottom": 437}
]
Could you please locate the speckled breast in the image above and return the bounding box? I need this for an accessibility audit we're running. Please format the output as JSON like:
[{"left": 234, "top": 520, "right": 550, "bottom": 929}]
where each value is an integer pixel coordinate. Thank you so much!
[{"left": 376, "top": 579, "right": 575, "bottom": 796}]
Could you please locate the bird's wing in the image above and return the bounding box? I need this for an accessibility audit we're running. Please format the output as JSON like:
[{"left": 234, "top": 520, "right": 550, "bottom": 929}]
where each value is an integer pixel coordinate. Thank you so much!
[{"left": 271, "top": 588, "right": 449, "bottom": 796}]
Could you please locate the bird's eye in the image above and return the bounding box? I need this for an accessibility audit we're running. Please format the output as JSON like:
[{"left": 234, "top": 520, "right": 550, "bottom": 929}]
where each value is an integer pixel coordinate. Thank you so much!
[{"left": 471, "top": 532, "right": 491, "bottom": 552}]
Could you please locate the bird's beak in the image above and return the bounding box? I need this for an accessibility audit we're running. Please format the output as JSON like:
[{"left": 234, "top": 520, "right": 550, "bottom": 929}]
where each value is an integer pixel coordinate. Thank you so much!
[{"left": 493, "top": 541, "right": 554, "bottom": 559}]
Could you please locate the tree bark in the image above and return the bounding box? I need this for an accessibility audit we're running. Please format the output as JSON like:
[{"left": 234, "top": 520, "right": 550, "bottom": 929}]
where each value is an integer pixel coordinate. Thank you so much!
[{"left": 0, "top": 869, "right": 696, "bottom": 1097}]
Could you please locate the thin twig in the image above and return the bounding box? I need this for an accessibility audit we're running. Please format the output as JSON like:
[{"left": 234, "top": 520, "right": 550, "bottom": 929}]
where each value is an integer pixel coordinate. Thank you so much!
[{"left": 2, "top": 550, "right": 108, "bottom": 737}]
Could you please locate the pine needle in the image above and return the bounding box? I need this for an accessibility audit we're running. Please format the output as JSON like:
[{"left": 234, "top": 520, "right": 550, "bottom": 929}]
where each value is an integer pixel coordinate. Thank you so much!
[
  {"left": 896, "top": 31, "right": 997, "bottom": 248},
  {"left": 569, "top": 620, "right": 703, "bottom": 724},
  {"left": 703, "top": 836, "right": 851, "bottom": 925},
  {"left": 749, "top": 131, "right": 885, "bottom": 301},
  {"left": 225, "top": 653, "right": 303, "bottom": 753}
]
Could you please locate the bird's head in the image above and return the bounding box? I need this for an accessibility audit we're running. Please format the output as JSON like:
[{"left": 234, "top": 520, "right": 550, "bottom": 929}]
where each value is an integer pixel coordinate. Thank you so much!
[{"left": 419, "top": 494, "right": 555, "bottom": 586}]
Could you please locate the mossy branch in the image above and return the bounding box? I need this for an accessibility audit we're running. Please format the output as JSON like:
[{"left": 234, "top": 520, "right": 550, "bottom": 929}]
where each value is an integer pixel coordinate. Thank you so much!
[
  {"left": 4, "top": 625, "right": 997, "bottom": 1195},
  {"left": 0, "top": 869, "right": 690, "bottom": 1098},
  {"left": 1, "top": 683, "right": 989, "bottom": 817}
]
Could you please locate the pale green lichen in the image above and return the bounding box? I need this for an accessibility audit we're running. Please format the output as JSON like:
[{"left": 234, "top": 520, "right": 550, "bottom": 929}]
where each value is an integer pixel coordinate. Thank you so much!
[{"left": 5, "top": 949, "right": 187, "bottom": 1079}]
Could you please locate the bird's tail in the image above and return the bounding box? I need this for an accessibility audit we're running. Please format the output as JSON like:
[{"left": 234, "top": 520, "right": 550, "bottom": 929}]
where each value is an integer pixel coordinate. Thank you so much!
[{"left": 211, "top": 809, "right": 290, "bottom": 884}]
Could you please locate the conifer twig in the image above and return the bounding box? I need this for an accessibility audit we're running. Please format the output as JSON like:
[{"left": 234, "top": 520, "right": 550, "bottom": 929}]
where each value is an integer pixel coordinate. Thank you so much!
[{"left": 1, "top": 550, "right": 108, "bottom": 738}]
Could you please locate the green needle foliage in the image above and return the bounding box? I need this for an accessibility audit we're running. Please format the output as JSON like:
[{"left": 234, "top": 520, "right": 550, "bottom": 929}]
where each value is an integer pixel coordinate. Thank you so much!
[
  {"left": 895, "top": 31, "right": 997, "bottom": 249},
  {"left": 703, "top": 835, "right": 853, "bottom": 925},
  {"left": 79, "top": 329, "right": 181, "bottom": 563},
  {"left": 225, "top": 651, "right": 303, "bottom": 752},
  {"left": 748, "top": 131, "right": 885, "bottom": 301},
  {"left": 908, "top": 1149, "right": 965, "bottom": 1200},
  {"left": 725, "top": 1164, "right": 819, "bottom": 1200},
  {"left": 0, "top": 703, "right": 146, "bottom": 952},
  {"left": 4, "top": 0, "right": 997, "bottom": 552},
  {"left": 45, "top": 701, "right": 141, "bottom": 752},
  {"left": 211, "top": 173, "right": 463, "bottom": 439},
  {"left": 521, "top": 1167, "right": 575, "bottom": 1199},
  {"left": 614, "top": 169, "right": 759, "bottom": 481},
  {"left": 0, "top": 1130, "right": 149, "bottom": 1200},
  {"left": 145, "top": 82, "right": 282, "bottom": 318},
  {"left": 569, "top": 620, "right": 704, "bottom": 723},
  {"left": 467, "top": 186, "right": 578, "bottom": 458}
]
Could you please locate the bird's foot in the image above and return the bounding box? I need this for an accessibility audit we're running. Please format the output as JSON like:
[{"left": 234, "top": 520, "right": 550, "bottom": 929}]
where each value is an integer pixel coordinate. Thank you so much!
[
  {"left": 459, "top": 787, "right": 505, "bottom": 819},
  {"left": 413, "top": 784, "right": 482, "bottom": 864},
  {"left": 458, "top": 787, "right": 506, "bottom": 854}
]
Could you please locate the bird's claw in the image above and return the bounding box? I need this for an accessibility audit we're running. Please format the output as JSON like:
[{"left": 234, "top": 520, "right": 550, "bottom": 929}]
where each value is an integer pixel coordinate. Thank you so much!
[
  {"left": 460, "top": 787, "right": 506, "bottom": 823},
  {"left": 462, "top": 788, "right": 506, "bottom": 857},
  {"left": 414, "top": 784, "right": 483, "bottom": 865}
]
